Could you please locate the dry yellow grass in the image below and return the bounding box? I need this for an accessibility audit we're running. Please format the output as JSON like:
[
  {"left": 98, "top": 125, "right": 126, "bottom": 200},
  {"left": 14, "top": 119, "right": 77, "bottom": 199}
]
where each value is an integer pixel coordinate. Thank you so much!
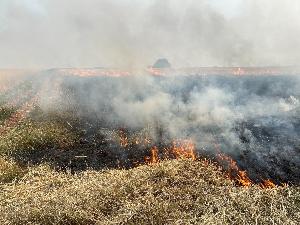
[
  {"left": 0, "top": 159, "right": 299, "bottom": 225},
  {"left": 0, "top": 157, "right": 26, "bottom": 183},
  {"left": 0, "top": 121, "right": 76, "bottom": 156}
]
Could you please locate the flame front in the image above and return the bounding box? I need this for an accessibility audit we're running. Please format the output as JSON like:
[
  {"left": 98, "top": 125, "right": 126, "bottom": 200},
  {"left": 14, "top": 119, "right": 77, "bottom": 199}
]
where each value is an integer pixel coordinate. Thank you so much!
[
  {"left": 237, "top": 171, "right": 252, "bottom": 187},
  {"left": 144, "top": 146, "right": 159, "bottom": 164},
  {"left": 216, "top": 152, "right": 277, "bottom": 188},
  {"left": 217, "top": 153, "right": 252, "bottom": 187},
  {"left": 260, "top": 179, "right": 276, "bottom": 189},
  {"left": 166, "top": 139, "right": 196, "bottom": 160},
  {"left": 117, "top": 132, "right": 276, "bottom": 189},
  {"left": 145, "top": 139, "right": 196, "bottom": 165}
]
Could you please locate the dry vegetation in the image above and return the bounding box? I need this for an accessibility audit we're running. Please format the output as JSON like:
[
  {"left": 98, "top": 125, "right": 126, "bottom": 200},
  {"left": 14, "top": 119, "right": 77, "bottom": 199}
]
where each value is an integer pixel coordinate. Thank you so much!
[
  {"left": 0, "top": 120, "right": 76, "bottom": 156},
  {"left": 0, "top": 83, "right": 299, "bottom": 225},
  {"left": 0, "top": 159, "right": 299, "bottom": 225}
]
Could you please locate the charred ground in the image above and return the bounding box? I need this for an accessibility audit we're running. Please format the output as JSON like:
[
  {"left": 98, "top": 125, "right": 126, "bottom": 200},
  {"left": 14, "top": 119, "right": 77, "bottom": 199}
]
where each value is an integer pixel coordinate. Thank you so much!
[
  {"left": 0, "top": 71, "right": 300, "bottom": 224},
  {"left": 1, "top": 72, "right": 300, "bottom": 184},
  {"left": 30, "top": 73, "right": 300, "bottom": 184}
]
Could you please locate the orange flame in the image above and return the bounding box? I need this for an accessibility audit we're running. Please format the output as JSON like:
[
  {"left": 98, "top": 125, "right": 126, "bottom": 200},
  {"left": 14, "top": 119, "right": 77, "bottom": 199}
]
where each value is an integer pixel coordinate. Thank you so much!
[
  {"left": 118, "top": 130, "right": 129, "bottom": 147},
  {"left": 123, "top": 136, "right": 276, "bottom": 189},
  {"left": 260, "top": 179, "right": 276, "bottom": 189},
  {"left": 237, "top": 170, "right": 252, "bottom": 187},
  {"left": 217, "top": 153, "right": 252, "bottom": 187},
  {"left": 166, "top": 139, "right": 196, "bottom": 160},
  {"left": 216, "top": 152, "right": 277, "bottom": 188},
  {"left": 145, "top": 139, "right": 196, "bottom": 165},
  {"left": 144, "top": 146, "right": 159, "bottom": 164},
  {"left": 147, "top": 67, "right": 165, "bottom": 76}
]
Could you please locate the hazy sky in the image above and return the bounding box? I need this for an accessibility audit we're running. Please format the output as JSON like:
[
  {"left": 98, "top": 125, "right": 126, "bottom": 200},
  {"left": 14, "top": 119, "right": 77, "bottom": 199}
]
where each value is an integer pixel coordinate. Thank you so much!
[{"left": 0, "top": 0, "right": 300, "bottom": 68}]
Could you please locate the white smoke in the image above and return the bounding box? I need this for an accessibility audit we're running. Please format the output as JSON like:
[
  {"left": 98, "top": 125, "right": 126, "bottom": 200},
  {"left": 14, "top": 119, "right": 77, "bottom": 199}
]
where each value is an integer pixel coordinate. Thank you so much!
[{"left": 0, "top": 0, "right": 300, "bottom": 68}]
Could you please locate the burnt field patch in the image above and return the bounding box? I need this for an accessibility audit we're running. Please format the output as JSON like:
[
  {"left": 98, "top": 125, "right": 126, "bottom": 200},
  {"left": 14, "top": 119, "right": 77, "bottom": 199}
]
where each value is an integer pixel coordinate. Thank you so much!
[
  {"left": 0, "top": 72, "right": 300, "bottom": 224},
  {"left": 0, "top": 73, "right": 300, "bottom": 185},
  {"left": 35, "top": 73, "right": 300, "bottom": 184}
]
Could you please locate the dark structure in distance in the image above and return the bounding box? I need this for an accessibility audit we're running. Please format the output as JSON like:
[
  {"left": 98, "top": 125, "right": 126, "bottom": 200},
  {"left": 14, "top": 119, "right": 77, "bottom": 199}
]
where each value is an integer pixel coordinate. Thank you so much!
[{"left": 152, "top": 58, "right": 171, "bottom": 68}]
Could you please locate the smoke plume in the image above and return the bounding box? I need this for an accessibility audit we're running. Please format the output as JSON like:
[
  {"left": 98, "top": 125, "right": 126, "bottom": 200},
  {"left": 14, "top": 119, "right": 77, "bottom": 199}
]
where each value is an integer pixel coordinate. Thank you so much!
[
  {"left": 0, "top": 0, "right": 300, "bottom": 68},
  {"left": 33, "top": 71, "right": 300, "bottom": 183}
]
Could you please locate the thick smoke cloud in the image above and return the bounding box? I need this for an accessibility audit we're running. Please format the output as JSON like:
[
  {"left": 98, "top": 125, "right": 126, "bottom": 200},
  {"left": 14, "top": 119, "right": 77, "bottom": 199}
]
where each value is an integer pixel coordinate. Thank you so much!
[
  {"left": 1, "top": 0, "right": 300, "bottom": 183},
  {"left": 0, "top": 0, "right": 300, "bottom": 68},
  {"left": 35, "top": 72, "right": 300, "bottom": 183}
]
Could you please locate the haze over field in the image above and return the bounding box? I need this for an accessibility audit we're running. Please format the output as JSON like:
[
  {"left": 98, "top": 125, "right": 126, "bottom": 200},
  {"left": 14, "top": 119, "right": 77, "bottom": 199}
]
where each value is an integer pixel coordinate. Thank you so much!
[
  {"left": 1, "top": 2, "right": 300, "bottom": 224},
  {"left": 0, "top": 0, "right": 300, "bottom": 68}
]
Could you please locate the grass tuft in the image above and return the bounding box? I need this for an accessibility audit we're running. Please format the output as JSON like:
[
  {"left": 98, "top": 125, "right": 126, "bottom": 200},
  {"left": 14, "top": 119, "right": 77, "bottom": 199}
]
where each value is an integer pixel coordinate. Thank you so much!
[
  {"left": 0, "top": 157, "right": 26, "bottom": 183},
  {"left": 0, "top": 159, "right": 299, "bottom": 225},
  {"left": 0, "top": 121, "right": 76, "bottom": 156}
]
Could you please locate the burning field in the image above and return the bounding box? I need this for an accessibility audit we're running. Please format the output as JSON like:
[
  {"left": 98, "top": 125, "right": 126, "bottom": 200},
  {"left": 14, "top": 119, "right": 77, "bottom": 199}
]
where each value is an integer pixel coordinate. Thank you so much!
[
  {"left": 0, "top": 69, "right": 299, "bottom": 224},
  {"left": 2, "top": 0, "right": 300, "bottom": 223}
]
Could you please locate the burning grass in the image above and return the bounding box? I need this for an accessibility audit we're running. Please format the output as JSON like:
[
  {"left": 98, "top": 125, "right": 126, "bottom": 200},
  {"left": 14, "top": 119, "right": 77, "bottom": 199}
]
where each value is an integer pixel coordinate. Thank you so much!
[
  {"left": 0, "top": 159, "right": 299, "bottom": 225},
  {"left": 0, "top": 75, "right": 300, "bottom": 224},
  {"left": 1, "top": 116, "right": 298, "bottom": 224}
]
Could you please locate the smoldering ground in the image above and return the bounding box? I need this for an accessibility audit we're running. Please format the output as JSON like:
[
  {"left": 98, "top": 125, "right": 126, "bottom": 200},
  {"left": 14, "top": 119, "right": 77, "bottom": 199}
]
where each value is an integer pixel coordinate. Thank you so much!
[
  {"left": 1, "top": 0, "right": 300, "bottom": 184},
  {"left": 31, "top": 71, "right": 300, "bottom": 184}
]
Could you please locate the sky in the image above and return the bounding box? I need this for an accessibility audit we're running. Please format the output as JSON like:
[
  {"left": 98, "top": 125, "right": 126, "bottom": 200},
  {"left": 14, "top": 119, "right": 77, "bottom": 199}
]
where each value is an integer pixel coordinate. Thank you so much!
[{"left": 0, "top": 0, "right": 300, "bottom": 68}]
